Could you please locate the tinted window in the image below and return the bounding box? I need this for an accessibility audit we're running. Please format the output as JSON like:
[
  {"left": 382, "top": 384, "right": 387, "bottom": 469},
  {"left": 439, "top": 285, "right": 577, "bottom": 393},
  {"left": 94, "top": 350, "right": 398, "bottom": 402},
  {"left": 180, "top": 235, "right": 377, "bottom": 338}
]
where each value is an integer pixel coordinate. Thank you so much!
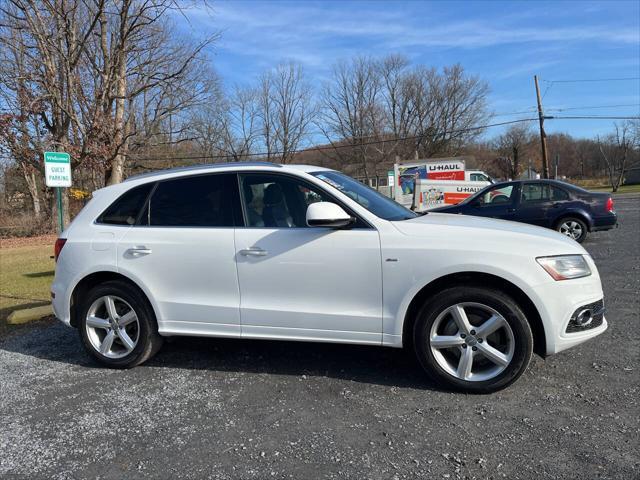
[
  {"left": 145, "top": 174, "right": 236, "bottom": 227},
  {"left": 97, "top": 183, "right": 153, "bottom": 225},
  {"left": 240, "top": 174, "right": 331, "bottom": 228}
]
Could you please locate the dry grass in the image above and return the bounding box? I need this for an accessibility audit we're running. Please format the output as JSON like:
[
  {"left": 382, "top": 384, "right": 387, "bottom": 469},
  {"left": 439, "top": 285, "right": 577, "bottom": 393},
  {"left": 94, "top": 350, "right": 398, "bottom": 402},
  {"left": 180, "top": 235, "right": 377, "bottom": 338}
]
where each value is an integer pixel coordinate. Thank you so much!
[{"left": 0, "top": 238, "right": 56, "bottom": 337}]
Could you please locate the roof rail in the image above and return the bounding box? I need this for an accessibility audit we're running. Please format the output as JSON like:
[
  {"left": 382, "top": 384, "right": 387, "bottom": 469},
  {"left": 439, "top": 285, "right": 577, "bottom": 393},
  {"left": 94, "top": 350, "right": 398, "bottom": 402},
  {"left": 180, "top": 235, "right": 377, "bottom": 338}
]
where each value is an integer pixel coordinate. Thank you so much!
[{"left": 124, "top": 161, "right": 282, "bottom": 182}]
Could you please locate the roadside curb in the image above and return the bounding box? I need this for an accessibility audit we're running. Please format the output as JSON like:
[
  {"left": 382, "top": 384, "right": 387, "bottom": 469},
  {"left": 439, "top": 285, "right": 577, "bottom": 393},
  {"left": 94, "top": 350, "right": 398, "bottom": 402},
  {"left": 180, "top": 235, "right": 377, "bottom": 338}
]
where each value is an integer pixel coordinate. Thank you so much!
[{"left": 7, "top": 304, "right": 53, "bottom": 325}]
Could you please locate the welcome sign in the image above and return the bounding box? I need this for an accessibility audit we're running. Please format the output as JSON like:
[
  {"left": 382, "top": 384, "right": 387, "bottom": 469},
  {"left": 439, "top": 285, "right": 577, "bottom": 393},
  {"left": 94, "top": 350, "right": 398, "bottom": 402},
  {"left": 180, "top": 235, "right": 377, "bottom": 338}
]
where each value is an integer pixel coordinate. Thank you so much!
[{"left": 44, "top": 152, "right": 72, "bottom": 187}]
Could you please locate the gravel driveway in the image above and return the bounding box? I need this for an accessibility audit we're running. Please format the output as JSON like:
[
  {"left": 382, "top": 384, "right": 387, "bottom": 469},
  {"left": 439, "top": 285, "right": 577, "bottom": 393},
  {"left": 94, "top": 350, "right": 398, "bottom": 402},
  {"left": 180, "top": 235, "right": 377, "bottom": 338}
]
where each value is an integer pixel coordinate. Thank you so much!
[{"left": 1, "top": 195, "right": 638, "bottom": 480}]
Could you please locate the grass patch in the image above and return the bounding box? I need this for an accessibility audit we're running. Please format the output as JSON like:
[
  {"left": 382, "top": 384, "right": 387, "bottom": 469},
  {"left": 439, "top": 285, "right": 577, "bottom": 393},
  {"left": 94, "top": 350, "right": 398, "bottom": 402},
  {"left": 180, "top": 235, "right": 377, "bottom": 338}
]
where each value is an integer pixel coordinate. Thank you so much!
[
  {"left": 589, "top": 184, "right": 640, "bottom": 194},
  {"left": 0, "top": 243, "right": 55, "bottom": 338}
]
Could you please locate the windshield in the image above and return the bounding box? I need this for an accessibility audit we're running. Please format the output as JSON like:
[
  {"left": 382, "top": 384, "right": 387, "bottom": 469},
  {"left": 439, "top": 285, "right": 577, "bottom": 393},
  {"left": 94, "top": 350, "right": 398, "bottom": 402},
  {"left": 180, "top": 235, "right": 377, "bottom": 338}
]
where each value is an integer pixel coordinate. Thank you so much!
[{"left": 311, "top": 171, "right": 417, "bottom": 221}]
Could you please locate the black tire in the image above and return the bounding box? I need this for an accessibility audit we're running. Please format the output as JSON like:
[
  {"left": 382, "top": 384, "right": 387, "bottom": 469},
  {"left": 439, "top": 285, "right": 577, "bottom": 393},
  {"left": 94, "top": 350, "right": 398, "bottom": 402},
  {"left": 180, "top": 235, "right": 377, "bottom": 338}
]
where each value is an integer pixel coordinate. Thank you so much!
[
  {"left": 78, "top": 280, "right": 163, "bottom": 368},
  {"left": 413, "top": 286, "right": 533, "bottom": 393},
  {"left": 555, "top": 216, "right": 588, "bottom": 243}
]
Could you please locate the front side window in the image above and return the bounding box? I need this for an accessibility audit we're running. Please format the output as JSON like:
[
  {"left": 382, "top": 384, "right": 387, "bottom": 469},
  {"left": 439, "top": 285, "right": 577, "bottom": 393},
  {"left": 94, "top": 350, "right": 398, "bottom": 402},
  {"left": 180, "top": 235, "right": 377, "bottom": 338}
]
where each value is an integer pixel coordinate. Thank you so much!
[
  {"left": 239, "top": 174, "right": 330, "bottom": 228},
  {"left": 311, "top": 170, "right": 417, "bottom": 221},
  {"left": 97, "top": 183, "right": 153, "bottom": 225},
  {"left": 143, "top": 174, "right": 236, "bottom": 227},
  {"left": 477, "top": 184, "right": 516, "bottom": 206}
]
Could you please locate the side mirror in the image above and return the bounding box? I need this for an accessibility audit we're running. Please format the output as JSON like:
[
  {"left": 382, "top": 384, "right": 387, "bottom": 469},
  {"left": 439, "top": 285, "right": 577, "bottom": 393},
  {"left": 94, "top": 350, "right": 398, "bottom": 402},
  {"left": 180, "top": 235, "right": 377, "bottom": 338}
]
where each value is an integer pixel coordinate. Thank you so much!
[{"left": 306, "top": 202, "right": 354, "bottom": 228}]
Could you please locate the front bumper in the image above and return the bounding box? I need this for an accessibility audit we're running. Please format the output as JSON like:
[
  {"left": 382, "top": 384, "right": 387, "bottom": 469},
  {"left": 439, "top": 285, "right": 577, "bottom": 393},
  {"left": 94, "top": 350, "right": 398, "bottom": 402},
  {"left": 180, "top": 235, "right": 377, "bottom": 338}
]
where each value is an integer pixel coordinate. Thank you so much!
[{"left": 529, "top": 273, "right": 608, "bottom": 355}]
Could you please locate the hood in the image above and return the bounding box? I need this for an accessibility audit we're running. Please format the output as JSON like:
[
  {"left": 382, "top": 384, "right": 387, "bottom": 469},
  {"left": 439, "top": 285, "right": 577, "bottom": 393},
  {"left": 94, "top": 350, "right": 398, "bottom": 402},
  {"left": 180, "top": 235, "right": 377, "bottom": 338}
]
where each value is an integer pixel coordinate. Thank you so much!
[{"left": 392, "top": 212, "right": 587, "bottom": 256}]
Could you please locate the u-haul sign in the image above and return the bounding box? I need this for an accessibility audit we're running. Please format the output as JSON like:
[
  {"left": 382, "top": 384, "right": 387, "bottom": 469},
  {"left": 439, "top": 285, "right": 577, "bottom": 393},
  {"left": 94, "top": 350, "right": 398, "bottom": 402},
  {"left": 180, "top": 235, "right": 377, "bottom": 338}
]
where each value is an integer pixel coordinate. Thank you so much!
[
  {"left": 426, "top": 160, "right": 465, "bottom": 181},
  {"left": 44, "top": 151, "right": 72, "bottom": 187}
]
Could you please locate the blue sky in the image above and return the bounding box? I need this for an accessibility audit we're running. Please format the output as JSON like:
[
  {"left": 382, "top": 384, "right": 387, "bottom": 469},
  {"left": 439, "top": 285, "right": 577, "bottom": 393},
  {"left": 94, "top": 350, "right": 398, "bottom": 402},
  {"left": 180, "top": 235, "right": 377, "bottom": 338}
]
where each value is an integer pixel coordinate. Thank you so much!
[{"left": 178, "top": 0, "right": 640, "bottom": 140}]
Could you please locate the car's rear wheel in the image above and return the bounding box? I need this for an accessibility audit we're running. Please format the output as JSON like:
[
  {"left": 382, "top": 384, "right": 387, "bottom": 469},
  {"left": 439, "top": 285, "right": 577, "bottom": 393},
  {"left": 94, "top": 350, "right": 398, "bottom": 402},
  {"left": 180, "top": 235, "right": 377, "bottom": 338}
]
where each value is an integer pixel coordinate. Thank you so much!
[
  {"left": 413, "top": 286, "right": 533, "bottom": 393},
  {"left": 78, "top": 280, "right": 163, "bottom": 368},
  {"left": 556, "top": 217, "right": 588, "bottom": 243}
]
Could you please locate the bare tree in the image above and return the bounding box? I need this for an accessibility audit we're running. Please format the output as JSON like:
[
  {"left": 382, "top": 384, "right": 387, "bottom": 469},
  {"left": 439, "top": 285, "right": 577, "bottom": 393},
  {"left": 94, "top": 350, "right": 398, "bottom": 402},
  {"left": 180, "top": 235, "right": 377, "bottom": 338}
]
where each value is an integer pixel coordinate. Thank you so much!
[
  {"left": 217, "top": 85, "right": 260, "bottom": 162},
  {"left": 410, "top": 64, "right": 490, "bottom": 157},
  {"left": 598, "top": 121, "right": 636, "bottom": 192},
  {"left": 493, "top": 124, "right": 533, "bottom": 179},
  {"left": 257, "top": 63, "right": 314, "bottom": 163},
  {"left": 319, "top": 57, "right": 383, "bottom": 180}
]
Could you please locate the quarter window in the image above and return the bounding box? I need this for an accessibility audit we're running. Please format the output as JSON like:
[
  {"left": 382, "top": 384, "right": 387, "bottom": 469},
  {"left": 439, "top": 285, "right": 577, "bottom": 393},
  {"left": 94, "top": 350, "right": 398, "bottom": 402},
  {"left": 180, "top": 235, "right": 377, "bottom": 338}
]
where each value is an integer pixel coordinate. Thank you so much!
[
  {"left": 551, "top": 186, "right": 570, "bottom": 201},
  {"left": 144, "top": 174, "right": 236, "bottom": 227},
  {"left": 97, "top": 183, "right": 153, "bottom": 225}
]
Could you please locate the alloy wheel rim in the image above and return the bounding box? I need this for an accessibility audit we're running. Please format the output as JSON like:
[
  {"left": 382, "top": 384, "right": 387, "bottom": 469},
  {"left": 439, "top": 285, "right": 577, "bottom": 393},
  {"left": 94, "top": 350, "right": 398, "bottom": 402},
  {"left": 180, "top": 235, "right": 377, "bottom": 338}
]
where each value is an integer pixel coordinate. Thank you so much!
[
  {"left": 560, "top": 221, "right": 583, "bottom": 240},
  {"left": 429, "top": 302, "right": 515, "bottom": 382},
  {"left": 85, "top": 295, "right": 140, "bottom": 359}
]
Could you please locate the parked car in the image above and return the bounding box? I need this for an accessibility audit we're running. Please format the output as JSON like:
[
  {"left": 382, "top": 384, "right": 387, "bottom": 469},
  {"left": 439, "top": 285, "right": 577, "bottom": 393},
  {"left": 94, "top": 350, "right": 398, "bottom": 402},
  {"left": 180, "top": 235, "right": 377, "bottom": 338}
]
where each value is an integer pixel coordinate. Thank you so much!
[
  {"left": 52, "top": 163, "right": 607, "bottom": 392},
  {"left": 432, "top": 179, "right": 617, "bottom": 243}
]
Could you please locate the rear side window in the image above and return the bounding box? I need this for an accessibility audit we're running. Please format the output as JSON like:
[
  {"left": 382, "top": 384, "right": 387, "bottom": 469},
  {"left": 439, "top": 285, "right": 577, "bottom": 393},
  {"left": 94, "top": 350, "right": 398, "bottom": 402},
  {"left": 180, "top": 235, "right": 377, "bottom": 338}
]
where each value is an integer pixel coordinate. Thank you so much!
[
  {"left": 521, "top": 183, "right": 550, "bottom": 203},
  {"left": 97, "top": 183, "right": 153, "bottom": 225},
  {"left": 144, "top": 174, "right": 236, "bottom": 227}
]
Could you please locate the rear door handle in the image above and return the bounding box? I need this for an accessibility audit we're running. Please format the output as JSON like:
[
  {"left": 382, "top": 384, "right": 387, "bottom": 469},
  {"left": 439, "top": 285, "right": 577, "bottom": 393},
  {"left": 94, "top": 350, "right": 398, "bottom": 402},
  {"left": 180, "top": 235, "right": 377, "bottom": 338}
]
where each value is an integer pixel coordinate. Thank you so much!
[
  {"left": 239, "top": 247, "right": 268, "bottom": 257},
  {"left": 507, "top": 208, "right": 516, "bottom": 213},
  {"left": 126, "top": 246, "right": 152, "bottom": 256}
]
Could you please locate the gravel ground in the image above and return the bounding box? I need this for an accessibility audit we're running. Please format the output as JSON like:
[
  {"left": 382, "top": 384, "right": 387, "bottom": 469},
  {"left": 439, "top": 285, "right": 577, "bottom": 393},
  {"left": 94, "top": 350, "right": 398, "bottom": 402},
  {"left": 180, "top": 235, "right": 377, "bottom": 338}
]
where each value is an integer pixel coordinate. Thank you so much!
[{"left": 1, "top": 195, "right": 638, "bottom": 480}]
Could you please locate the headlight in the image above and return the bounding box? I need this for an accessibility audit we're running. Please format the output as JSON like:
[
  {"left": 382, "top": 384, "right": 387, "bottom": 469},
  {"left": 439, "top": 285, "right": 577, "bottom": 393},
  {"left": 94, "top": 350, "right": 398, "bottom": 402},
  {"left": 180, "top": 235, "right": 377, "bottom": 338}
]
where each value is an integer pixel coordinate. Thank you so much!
[{"left": 536, "top": 255, "right": 591, "bottom": 281}]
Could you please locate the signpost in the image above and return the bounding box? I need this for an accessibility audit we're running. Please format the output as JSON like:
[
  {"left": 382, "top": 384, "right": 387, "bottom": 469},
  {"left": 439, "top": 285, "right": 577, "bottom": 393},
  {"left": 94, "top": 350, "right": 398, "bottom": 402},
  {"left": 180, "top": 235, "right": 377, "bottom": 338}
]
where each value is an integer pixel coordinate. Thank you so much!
[{"left": 44, "top": 152, "right": 72, "bottom": 232}]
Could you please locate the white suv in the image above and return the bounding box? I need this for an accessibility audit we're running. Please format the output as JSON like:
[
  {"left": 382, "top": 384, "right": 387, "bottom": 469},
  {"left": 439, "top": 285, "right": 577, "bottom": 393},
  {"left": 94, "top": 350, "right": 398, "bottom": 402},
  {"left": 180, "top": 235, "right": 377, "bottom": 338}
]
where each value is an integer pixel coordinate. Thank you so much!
[{"left": 52, "top": 163, "right": 607, "bottom": 392}]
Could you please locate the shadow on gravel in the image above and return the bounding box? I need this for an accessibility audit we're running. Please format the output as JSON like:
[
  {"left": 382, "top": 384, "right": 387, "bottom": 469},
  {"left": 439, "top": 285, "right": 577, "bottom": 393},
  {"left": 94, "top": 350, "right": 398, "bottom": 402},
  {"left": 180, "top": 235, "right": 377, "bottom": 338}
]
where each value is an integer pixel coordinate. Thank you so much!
[{"left": 0, "top": 322, "right": 440, "bottom": 391}]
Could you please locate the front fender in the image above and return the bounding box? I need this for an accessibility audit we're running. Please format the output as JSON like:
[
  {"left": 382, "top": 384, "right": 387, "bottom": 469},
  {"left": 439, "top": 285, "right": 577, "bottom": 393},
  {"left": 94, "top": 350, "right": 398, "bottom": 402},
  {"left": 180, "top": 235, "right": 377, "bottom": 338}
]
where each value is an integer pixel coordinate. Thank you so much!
[{"left": 385, "top": 262, "right": 550, "bottom": 345}]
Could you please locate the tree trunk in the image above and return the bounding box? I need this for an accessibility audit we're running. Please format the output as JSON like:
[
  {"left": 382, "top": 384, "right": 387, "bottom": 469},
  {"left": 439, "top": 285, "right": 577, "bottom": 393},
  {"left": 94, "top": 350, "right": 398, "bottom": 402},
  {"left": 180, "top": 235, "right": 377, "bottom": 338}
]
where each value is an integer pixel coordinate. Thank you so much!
[
  {"left": 108, "top": 11, "right": 129, "bottom": 186},
  {"left": 20, "top": 164, "right": 41, "bottom": 217}
]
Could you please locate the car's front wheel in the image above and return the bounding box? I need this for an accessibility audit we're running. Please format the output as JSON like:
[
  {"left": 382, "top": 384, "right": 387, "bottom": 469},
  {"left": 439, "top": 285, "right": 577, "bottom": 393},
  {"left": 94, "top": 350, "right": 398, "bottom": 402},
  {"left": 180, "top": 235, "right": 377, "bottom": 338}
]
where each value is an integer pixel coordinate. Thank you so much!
[
  {"left": 413, "top": 286, "right": 533, "bottom": 393},
  {"left": 78, "top": 280, "right": 163, "bottom": 368}
]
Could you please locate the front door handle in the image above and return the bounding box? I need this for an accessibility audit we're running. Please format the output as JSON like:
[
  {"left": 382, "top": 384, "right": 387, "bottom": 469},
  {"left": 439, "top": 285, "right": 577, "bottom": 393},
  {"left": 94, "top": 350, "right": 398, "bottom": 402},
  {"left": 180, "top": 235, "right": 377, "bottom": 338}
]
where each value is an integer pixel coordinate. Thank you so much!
[
  {"left": 239, "top": 247, "right": 268, "bottom": 257},
  {"left": 126, "top": 246, "right": 152, "bottom": 256},
  {"left": 507, "top": 208, "right": 516, "bottom": 213}
]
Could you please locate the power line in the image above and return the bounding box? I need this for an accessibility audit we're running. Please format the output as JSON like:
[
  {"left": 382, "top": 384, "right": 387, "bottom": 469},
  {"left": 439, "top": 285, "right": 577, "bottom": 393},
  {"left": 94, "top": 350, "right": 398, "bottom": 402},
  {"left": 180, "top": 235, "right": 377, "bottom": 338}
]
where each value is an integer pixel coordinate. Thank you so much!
[
  {"left": 546, "top": 115, "right": 640, "bottom": 120},
  {"left": 546, "top": 103, "right": 640, "bottom": 112},
  {"left": 491, "top": 103, "right": 639, "bottom": 117},
  {"left": 542, "top": 77, "right": 640, "bottom": 83}
]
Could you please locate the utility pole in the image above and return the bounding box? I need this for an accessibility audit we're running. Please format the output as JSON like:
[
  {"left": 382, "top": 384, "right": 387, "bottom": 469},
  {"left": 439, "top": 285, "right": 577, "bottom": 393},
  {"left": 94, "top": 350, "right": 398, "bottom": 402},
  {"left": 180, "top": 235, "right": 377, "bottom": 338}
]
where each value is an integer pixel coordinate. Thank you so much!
[
  {"left": 534, "top": 75, "right": 550, "bottom": 179},
  {"left": 554, "top": 153, "right": 559, "bottom": 179}
]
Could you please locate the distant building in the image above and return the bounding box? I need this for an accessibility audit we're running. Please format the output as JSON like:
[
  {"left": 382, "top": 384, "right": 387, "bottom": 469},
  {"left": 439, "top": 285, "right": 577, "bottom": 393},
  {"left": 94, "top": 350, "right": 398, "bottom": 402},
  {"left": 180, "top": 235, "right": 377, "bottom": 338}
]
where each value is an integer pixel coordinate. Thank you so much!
[
  {"left": 624, "top": 167, "right": 640, "bottom": 185},
  {"left": 519, "top": 167, "right": 539, "bottom": 180}
]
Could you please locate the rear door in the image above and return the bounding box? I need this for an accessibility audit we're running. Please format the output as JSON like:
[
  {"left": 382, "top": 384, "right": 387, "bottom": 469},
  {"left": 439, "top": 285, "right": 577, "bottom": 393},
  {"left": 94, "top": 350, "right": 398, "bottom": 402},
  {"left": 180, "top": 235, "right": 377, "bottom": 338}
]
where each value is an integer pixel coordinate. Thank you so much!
[
  {"left": 517, "top": 183, "right": 570, "bottom": 227},
  {"left": 116, "top": 173, "right": 242, "bottom": 337}
]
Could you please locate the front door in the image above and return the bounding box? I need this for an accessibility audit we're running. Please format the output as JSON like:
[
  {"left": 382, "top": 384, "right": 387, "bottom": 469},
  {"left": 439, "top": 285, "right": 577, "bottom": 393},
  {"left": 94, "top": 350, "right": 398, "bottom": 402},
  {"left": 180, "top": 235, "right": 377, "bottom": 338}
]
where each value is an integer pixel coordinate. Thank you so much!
[
  {"left": 469, "top": 183, "right": 519, "bottom": 221},
  {"left": 117, "top": 173, "right": 242, "bottom": 337},
  {"left": 234, "top": 173, "right": 383, "bottom": 344}
]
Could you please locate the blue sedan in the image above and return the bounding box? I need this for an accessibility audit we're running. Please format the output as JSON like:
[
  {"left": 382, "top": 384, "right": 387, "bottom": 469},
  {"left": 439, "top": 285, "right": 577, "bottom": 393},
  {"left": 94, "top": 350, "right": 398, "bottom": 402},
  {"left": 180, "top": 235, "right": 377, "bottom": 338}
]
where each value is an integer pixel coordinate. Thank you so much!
[{"left": 431, "top": 179, "right": 617, "bottom": 243}]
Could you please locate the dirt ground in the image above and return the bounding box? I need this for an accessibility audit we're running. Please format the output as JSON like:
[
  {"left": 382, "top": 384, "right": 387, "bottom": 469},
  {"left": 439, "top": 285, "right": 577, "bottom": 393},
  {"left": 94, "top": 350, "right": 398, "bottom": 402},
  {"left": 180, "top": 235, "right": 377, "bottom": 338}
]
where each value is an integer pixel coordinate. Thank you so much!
[{"left": 0, "top": 196, "right": 638, "bottom": 479}]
